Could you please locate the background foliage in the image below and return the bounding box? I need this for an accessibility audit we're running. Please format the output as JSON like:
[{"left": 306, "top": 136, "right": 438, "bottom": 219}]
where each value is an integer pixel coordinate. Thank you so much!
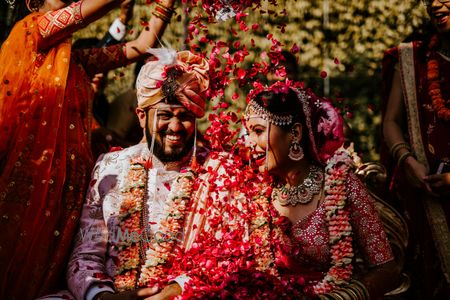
[{"left": 73, "top": 0, "right": 428, "bottom": 161}]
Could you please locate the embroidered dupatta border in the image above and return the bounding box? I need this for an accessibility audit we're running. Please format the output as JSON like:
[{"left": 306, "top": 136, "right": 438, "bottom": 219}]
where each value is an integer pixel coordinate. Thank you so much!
[
  {"left": 182, "top": 157, "right": 223, "bottom": 251},
  {"left": 399, "top": 42, "right": 450, "bottom": 285}
]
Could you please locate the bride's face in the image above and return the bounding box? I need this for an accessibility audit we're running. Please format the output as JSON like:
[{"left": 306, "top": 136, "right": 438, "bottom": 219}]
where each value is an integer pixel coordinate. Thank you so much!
[{"left": 245, "top": 115, "right": 291, "bottom": 174}]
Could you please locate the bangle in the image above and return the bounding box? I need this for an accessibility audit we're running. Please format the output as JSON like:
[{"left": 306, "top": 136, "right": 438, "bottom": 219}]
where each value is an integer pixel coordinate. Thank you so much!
[
  {"left": 349, "top": 279, "right": 370, "bottom": 300},
  {"left": 152, "top": 2, "right": 174, "bottom": 23},
  {"left": 152, "top": 11, "right": 172, "bottom": 23},
  {"left": 397, "top": 151, "right": 414, "bottom": 167},
  {"left": 335, "top": 289, "right": 351, "bottom": 300},
  {"left": 319, "top": 293, "right": 337, "bottom": 300},
  {"left": 390, "top": 142, "right": 411, "bottom": 160},
  {"left": 156, "top": 2, "right": 175, "bottom": 14}
]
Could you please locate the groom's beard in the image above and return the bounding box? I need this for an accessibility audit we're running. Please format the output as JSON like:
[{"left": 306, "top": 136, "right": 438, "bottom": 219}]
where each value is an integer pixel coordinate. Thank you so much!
[{"left": 145, "top": 124, "right": 194, "bottom": 163}]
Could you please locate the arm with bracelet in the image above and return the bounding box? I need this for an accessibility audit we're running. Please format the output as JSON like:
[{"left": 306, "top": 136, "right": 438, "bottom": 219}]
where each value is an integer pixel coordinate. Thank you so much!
[{"left": 382, "top": 67, "right": 434, "bottom": 194}]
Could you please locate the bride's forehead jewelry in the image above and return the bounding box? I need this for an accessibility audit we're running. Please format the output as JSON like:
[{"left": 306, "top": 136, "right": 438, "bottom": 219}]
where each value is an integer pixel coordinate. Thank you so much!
[{"left": 245, "top": 100, "right": 293, "bottom": 126}]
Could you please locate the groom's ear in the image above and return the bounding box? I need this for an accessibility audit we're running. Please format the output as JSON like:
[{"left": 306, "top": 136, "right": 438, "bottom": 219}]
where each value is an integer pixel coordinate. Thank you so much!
[{"left": 136, "top": 107, "right": 147, "bottom": 129}]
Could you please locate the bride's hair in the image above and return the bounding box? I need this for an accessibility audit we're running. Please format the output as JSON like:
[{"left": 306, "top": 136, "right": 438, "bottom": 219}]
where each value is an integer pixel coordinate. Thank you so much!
[
  {"left": 251, "top": 88, "right": 311, "bottom": 157},
  {"left": 249, "top": 84, "right": 345, "bottom": 164}
]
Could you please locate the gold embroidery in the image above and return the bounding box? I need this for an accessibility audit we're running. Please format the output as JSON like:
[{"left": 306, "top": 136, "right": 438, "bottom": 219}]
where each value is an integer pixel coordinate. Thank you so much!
[
  {"left": 398, "top": 43, "right": 429, "bottom": 169},
  {"left": 38, "top": 1, "right": 84, "bottom": 38}
]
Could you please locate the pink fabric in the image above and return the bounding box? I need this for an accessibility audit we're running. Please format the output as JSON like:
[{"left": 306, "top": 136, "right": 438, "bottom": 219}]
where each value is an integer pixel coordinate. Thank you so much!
[{"left": 295, "top": 88, "right": 345, "bottom": 164}]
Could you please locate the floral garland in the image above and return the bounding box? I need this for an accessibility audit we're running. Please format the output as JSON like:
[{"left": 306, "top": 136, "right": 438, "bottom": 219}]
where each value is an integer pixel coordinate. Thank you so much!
[
  {"left": 427, "top": 34, "right": 450, "bottom": 122},
  {"left": 249, "top": 149, "right": 354, "bottom": 296},
  {"left": 312, "top": 150, "right": 354, "bottom": 295},
  {"left": 113, "top": 157, "right": 196, "bottom": 291},
  {"left": 112, "top": 149, "right": 354, "bottom": 295},
  {"left": 249, "top": 185, "right": 278, "bottom": 277},
  {"left": 113, "top": 158, "right": 146, "bottom": 291}
]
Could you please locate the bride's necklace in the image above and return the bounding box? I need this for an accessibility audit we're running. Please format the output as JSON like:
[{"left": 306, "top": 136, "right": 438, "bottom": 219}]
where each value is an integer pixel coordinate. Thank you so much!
[{"left": 272, "top": 165, "right": 324, "bottom": 206}]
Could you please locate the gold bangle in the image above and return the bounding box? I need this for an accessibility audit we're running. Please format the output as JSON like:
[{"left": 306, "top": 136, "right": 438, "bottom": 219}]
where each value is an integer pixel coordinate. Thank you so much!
[
  {"left": 156, "top": 2, "right": 175, "bottom": 13},
  {"left": 397, "top": 151, "right": 414, "bottom": 167},
  {"left": 390, "top": 142, "right": 410, "bottom": 159},
  {"left": 350, "top": 280, "right": 370, "bottom": 300},
  {"left": 155, "top": 8, "right": 173, "bottom": 20},
  {"left": 152, "top": 11, "right": 171, "bottom": 23},
  {"left": 337, "top": 289, "right": 353, "bottom": 300},
  {"left": 344, "top": 286, "right": 359, "bottom": 300},
  {"left": 324, "top": 291, "right": 345, "bottom": 300}
]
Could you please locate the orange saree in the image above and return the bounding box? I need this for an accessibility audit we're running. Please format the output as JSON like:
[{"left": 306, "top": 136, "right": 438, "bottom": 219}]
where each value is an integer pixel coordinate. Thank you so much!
[{"left": 0, "top": 13, "right": 93, "bottom": 298}]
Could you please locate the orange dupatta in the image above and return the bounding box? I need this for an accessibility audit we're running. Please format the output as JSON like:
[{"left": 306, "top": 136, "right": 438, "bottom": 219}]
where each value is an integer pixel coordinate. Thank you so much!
[{"left": 0, "top": 13, "right": 87, "bottom": 298}]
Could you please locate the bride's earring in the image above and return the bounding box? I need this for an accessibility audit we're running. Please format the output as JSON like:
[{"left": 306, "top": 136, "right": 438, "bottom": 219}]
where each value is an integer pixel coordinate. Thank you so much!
[{"left": 288, "top": 128, "right": 304, "bottom": 161}]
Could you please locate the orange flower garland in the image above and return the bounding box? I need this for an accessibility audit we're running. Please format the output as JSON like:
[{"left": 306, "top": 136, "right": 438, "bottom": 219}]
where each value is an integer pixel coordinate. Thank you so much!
[
  {"left": 427, "top": 34, "right": 450, "bottom": 122},
  {"left": 138, "top": 169, "right": 195, "bottom": 287},
  {"left": 113, "top": 157, "right": 196, "bottom": 291},
  {"left": 114, "top": 158, "right": 147, "bottom": 291}
]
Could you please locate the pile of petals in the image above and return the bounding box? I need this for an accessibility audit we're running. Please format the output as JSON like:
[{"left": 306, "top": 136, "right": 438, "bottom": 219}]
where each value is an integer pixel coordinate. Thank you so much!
[
  {"left": 164, "top": 150, "right": 307, "bottom": 299},
  {"left": 173, "top": 234, "right": 306, "bottom": 299}
]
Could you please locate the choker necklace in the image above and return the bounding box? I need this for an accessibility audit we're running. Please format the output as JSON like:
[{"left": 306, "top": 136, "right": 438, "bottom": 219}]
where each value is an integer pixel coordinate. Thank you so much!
[{"left": 272, "top": 165, "right": 324, "bottom": 206}]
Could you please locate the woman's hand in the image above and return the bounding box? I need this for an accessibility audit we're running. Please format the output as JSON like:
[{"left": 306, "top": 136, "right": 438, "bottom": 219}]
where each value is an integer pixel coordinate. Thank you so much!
[
  {"left": 424, "top": 172, "right": 450, "bottom": 197},
  {"left": 119, "top": 0, "right": 135, "bottom": 25},
  {"left": 403, "top": 156, "right": 436, "bottom": 195}
]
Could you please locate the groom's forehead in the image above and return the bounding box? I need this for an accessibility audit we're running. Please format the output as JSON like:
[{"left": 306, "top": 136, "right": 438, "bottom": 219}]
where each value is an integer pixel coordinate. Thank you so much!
[{"left": 150, "top": 102, "right": 185, "bottom": 111}]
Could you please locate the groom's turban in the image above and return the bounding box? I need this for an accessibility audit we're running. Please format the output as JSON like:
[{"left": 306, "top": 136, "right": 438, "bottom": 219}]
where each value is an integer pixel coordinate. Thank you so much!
[{"left": 136, "top": 50, "right": 209, "bottom": 118}]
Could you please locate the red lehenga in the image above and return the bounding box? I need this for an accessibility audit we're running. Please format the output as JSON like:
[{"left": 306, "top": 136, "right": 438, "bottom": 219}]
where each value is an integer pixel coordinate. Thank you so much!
[
  {"left": 281, "top": 173, "right": 393, "bottom": 287},
  {"left": 0, "top": 10, "right": 127, "bottom": 299}
]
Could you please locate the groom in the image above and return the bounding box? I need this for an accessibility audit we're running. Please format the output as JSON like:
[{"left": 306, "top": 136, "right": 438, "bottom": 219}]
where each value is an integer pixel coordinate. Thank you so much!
[{"left": 66, "top": 50, "right": 211, "bottom": 300}]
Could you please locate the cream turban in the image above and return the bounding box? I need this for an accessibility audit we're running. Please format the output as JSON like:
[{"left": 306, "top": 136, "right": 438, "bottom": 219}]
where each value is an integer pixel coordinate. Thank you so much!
[{"left": 136, "top": 50, "right": 210, "bottom": 117}]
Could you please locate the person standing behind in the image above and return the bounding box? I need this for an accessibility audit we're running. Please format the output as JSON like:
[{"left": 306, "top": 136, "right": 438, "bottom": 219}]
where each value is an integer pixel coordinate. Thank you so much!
[
  {"left": 383, "top": 0, "right": 450, "bottom": 298},
  {"left": 0, "top": 0, "right": 177, "bottom": 298}
]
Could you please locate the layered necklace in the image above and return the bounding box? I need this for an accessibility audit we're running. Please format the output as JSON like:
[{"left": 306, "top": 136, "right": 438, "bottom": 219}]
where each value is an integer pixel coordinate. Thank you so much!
[
  {"left": 271, "top": 164, "right": 324, "bottom": 206},
  {"left": 427, "top": 34, "right": 450, "bottom": 122}
]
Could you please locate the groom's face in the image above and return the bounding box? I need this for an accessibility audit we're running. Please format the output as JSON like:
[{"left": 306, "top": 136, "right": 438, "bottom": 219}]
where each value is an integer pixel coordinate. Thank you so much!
[{"left": 138, "top": 102, "right": 196, "bottom": 162}]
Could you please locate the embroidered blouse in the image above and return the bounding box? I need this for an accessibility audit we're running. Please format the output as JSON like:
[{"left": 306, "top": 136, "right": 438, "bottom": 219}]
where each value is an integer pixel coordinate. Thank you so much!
[{"left": 290, "top": 173, "right": 394, "bottom": 273}]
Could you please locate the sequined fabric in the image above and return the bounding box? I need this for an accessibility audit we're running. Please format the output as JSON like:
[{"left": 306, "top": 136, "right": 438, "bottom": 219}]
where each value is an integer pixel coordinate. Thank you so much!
[
  {"left": 0, "top": 10, "right": 126, "bottom": 299},
  {"left": 290, "top": 173, "right": 394, "bottom": 273}
]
